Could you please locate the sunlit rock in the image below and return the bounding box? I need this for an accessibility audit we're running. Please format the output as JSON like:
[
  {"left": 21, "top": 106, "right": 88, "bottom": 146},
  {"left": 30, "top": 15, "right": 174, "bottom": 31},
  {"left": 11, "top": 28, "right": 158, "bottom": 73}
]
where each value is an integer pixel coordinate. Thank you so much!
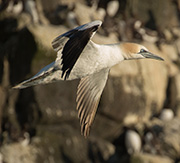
[
  {"left": 107, "top": 1, "right": 119, "bottom": 17},
  {"left": 159, "top": 109, "right": 174, "bottom": 121},
  {"left": 125, "top": 130, "right": 141, "bottom": 154}
]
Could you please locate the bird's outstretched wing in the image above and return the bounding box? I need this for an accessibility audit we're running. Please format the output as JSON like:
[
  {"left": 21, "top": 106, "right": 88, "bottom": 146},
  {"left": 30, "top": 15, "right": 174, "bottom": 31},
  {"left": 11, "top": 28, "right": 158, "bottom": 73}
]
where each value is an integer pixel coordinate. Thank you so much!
[
  {"left": 51, "top": 20, "right": 102, "bottom": 80},
  {"left": 76, "top": 68, "right": 109, "bottom": 137}
]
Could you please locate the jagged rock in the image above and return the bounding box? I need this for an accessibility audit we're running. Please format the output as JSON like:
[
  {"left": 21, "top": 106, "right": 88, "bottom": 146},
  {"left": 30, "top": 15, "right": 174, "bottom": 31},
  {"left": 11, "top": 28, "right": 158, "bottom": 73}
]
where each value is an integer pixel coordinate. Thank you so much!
[
  {"left": 0, "top": 59, "right": 9, "bottom": 134},
  {"left": 160, "top": 44, "right": 178, "bottom": 62},
  {"left": 88, "top": 137, "right": 115, "bottom": 161},
  {"left": 159, "top": 108, "right": 174, "bottom": 121},
  {"left": 28, "top": 24, "right": 68, "bottom": 51},
  {"left": 174, "top": 39, "right": 180, "bottom": 57},
  {"left": 163, "top": 29, "right": 173, "bottom": 41},
  {"left": 0, "top": 152, "right": 3, "bottom": 163},
  {"left": 170, "top": 72, "right": 180, "bottom": 117},
  {"left": 35, "top": 0, "right": 49, "bottom": 25},
  {"left": 143, "top": 118, "right": 180, "bottom": 159},
  {"left": 25, "top": 0, "right": 39, "bottom": 24},
  {"left": 24, "top": 125, "right": 115, "bottom": 163},
  {"left": 131, "top": 153, "right": 173, "bottom": 163},
  {"left": 1, "top": 1, "right": 180, "bottom": 163},
  {"left": 33, "top": 80, "right": 78, "bottom": 124},
  {"left": 6, "top": 0, "right": 23, "bottom": 15},
  {"left": 127, "top": 0, "right": 179, "bottom": 30},
  {"left": 66, "top": 11, "right": 78, "bottom": 28},
  {"left": 0, "top": 143, "right": 37, "bottom": 163},
  {"left": 74, "top": 3, "right": 105, "bottom": 24},
  {"left": 172, "top": 28, "right": 180, "bottom": 38},
  {"left": 32, "top": 124, "right": 89, "bottom": 163},
  {"left": 0, "top": 17, "right": 38, "bottom": 140},
  {"left": 161, "top": 118, "right": 180, "bottom": 158}
]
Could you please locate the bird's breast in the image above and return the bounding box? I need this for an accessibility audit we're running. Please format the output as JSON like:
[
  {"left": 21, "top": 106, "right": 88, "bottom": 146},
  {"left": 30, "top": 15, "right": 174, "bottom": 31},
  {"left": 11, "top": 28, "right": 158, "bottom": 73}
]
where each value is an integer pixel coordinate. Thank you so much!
[{"left": 67, "top": 43, "right": 124, "bottom": 80}]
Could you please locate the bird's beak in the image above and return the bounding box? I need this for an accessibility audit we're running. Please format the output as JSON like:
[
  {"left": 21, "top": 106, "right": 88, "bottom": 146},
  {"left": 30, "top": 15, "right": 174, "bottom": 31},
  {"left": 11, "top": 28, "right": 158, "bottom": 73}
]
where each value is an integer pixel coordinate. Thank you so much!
[{"left": 141, "top": 51, "right": 164, "bottom": 61}]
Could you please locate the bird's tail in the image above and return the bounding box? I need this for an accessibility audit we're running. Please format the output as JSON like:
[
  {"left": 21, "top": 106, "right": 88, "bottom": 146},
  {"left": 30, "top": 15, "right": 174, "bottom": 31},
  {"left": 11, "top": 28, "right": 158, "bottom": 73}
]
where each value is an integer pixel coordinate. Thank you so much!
[{"left": 13, "top": 62, "right": 62, "bottom": 89}]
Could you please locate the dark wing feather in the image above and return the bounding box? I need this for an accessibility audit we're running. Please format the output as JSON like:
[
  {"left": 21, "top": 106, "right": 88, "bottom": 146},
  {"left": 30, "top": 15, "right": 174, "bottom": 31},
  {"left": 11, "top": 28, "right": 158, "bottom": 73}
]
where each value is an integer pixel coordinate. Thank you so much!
[
  {"left": 51, "top": 21, "right": 102, "bottom": 80},
  {"left": 61, "top": 26, "right": 99, "bottom": 80},
  {"left": 76, "top": 68, "right": 109, "bottom": 137},
  {"left": 52, "top": 29, "right": 77, "bottom": 52}
]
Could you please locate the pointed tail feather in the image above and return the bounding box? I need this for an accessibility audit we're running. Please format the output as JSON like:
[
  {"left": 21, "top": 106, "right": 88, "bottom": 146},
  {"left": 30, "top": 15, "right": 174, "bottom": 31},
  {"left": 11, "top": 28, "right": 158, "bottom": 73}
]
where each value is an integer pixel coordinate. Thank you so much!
[
  {"left": 13, "top": 71, "right": 52, "bottom": 89},
  {"left": 13, "top": 62, "right": 61, "bottom": 89}
]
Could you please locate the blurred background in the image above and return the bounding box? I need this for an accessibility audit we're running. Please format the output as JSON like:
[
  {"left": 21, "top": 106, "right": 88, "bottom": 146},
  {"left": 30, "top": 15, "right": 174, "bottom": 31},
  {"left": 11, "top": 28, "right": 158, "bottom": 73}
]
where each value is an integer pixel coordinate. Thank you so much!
[{"left": 0, "top": 0, "right": 180, "bottom": 162}]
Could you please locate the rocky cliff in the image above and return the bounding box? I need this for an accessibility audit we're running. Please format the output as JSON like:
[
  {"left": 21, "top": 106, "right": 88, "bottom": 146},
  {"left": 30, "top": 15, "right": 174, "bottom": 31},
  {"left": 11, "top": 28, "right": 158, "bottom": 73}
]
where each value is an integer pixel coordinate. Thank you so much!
[{"left": 0, "top": 0, "right": 180, "bottom": 162}]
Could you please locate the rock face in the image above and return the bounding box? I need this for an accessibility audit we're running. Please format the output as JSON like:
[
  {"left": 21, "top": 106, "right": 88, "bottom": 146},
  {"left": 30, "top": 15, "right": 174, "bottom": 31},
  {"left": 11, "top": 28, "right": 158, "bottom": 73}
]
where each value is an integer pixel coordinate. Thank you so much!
[
  {"left": 170, "top": 73, "right": 180, "bottom": 117},
  {"left": 125, "top": 130, "right": 142, "bottom": 154},
  {"left": 160, "top": 118, "right": 180, "bottom": 158},
  {"left": 0, "top": 0, "right": 180, "bottom": 163},
  {"left": 1, "top": 143, "right": 37, "bottom": 163},
  {"left": 131, "top": 153, "right": 174, "bottom": 163},
  {"left": 127, "top": 0, "right": 179, "bottom": 30},
  {"left": 142, "top": 118, "right": 180, "bottom": 160}
]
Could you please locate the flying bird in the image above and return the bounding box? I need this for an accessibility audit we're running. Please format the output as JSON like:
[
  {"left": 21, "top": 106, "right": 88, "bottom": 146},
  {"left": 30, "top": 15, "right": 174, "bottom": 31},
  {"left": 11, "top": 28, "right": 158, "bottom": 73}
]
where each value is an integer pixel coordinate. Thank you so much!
[{"left": 13, "top": 20, "right": 164, "bottom": 137}]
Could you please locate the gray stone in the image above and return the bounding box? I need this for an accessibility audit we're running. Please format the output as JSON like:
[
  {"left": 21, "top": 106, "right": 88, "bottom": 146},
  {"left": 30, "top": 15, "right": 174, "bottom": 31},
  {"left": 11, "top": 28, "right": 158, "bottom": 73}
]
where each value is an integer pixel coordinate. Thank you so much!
[
  {"left": 160, "top": 44, "right": 178, "bottom": 62},
  {"left": 131, "top": 153, "right": 173, "bottom": 163},
  {"left": 143, "top": 118, "right": 180, "bottom": 159},
  {"left": 170, "top": 73, "right": 180, "bottom": 117},
  {"left": 159, "top": 108, "right": 174, "bottom": 121},
  {"left": 161, "top": 118, "right": 180, "bottom": 158},
  {"left": 1, "top": 1, "right": 180, "bottom": 162},
  {"left": 74, "top": 3, "right": 105, "bottom": 25},
  {"left": 125, "top": 130, "right": 142, "bottom": 154},
  {"left": 107, "top": 1, "right": 119, "bottom": 17},
  {"left": 0, "top": 143, "right": 37, "bottom": 163},
  {"left": 127, "top": 0, "right": 179, "bottom": 30}
]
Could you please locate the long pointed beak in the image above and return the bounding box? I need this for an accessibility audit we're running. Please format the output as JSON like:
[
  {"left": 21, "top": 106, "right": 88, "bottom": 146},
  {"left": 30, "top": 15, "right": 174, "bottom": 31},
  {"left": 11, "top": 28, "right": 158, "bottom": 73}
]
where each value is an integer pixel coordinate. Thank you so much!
[{"left": 142, "top": 52, "right": 164, "bottom": 61}]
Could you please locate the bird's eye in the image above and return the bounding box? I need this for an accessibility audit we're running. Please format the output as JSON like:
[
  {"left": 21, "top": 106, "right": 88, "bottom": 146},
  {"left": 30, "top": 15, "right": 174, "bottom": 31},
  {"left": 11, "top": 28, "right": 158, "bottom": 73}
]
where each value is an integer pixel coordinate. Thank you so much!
[{"left": 139, "top": 49, "right": 146, "bottom": 53}]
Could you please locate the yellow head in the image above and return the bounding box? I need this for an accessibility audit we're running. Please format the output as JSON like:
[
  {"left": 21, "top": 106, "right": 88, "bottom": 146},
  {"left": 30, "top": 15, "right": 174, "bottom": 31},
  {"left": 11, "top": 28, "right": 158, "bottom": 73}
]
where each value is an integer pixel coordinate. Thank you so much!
[{"left": 120, "top": 43, "right": 164, "bottom": 61}]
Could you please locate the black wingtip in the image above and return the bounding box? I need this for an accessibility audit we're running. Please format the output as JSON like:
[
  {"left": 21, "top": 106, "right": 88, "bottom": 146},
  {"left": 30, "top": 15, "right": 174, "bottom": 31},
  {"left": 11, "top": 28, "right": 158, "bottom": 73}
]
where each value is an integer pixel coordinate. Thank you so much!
[
  {"left": 61, "top": 69, "right": 71, "bottom": 80},
  {"left": 58, "top": 21, "right": 102, "bottom": 80}
]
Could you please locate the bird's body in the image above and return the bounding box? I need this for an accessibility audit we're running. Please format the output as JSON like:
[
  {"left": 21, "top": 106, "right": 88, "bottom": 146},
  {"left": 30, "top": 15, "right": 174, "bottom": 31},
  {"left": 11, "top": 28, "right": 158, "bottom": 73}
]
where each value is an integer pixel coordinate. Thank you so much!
[
  {"left": 68, "top": 43, "right": 123, "bottom": 79},
  {"left": 13, "top": 20, "right": 164, "bottom": 137}
]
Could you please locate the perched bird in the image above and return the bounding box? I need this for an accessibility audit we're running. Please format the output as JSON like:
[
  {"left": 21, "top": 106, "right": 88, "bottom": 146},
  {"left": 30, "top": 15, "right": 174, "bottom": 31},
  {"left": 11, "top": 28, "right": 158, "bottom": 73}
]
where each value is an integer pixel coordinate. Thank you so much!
[{"left": 13, "top": 20, "right": 164, "bottom": 137}]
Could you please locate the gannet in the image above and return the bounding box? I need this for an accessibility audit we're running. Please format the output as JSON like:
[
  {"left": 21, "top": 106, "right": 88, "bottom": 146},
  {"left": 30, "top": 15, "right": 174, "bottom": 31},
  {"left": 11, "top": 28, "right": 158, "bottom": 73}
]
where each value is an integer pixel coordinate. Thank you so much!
[{"left": 13, "top": 20, "right": 164, "bottom": 137}]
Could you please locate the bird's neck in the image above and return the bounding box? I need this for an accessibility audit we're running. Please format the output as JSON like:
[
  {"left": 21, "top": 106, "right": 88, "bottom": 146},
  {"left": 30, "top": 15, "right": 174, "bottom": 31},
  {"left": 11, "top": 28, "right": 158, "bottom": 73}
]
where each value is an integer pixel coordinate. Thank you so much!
[{"left": 99, "top": 43, "right": 125, "bottom": 68}]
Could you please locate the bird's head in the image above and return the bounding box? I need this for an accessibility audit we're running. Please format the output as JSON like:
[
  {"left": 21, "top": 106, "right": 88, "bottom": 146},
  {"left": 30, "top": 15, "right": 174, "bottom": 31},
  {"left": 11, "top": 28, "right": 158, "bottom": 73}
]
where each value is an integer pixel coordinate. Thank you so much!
[{"left": 120, "top": 43, "right": 164, "bottom": 61}]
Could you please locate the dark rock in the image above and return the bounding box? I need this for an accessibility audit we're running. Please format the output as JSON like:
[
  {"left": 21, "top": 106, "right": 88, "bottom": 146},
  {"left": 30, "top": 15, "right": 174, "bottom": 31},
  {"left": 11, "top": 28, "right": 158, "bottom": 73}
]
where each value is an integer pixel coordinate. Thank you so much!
[
  {"left": 143, "top": 118, "right": 180, "bottom": 159},
  {"left": 1, "top": 1, "right": 180, "bottom": 163},
  {"left": 0, "top": 17, "right": 37, "bottom": 140},
  {"left": 169, "top": 73, "right": 180, "bottom": 117},
  {"left": 126, "top": 0, "right": 179, "bottom": 31},
  {"left": 131, "top": 153, "right": 173, "bottom": 163}
]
